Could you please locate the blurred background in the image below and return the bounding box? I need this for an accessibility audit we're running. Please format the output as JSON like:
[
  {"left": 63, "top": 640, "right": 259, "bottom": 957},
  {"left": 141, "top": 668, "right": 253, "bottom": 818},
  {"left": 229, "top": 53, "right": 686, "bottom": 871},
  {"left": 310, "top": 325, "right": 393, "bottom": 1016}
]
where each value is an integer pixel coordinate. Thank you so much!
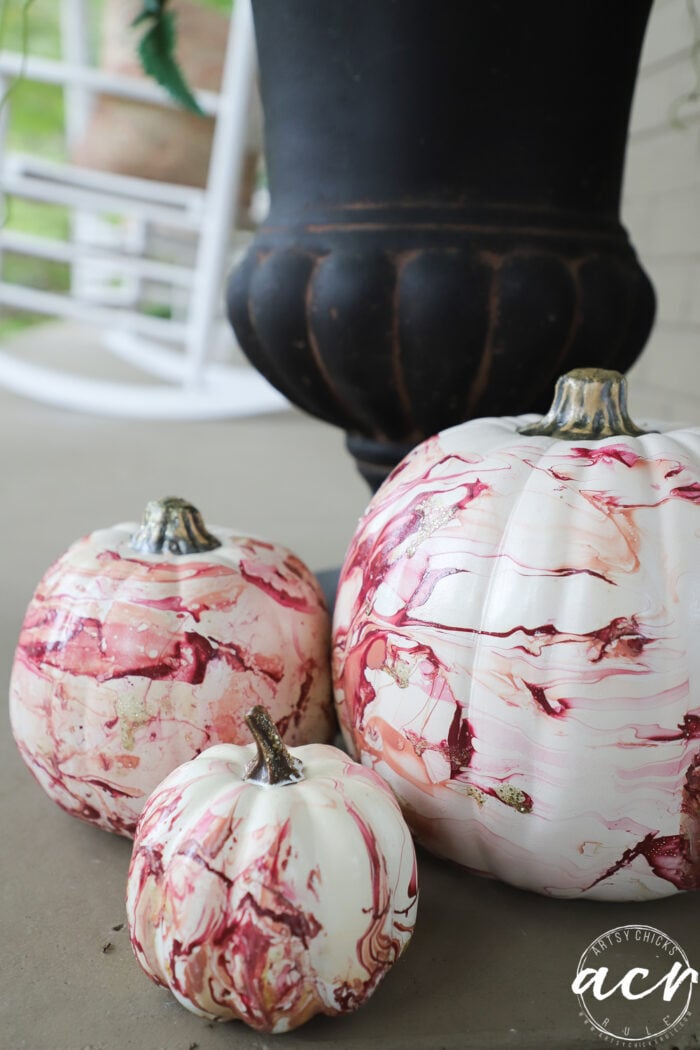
[
  {"left": 623, "top": 0, "right": 700, "bottom": 420},
  {"left": 0, "top": 0, "right": 698, "bottom": 419},
  {"left": 0, "top": 0, "right": 698, "bottom": 547}
]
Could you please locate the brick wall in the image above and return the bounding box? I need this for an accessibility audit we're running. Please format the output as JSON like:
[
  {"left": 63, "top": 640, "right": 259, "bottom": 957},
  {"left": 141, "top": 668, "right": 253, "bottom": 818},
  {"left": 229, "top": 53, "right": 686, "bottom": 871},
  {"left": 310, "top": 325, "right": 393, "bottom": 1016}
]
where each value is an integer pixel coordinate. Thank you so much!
[{"left": 623, "top": 0, "right": 700, "bottom": 421}]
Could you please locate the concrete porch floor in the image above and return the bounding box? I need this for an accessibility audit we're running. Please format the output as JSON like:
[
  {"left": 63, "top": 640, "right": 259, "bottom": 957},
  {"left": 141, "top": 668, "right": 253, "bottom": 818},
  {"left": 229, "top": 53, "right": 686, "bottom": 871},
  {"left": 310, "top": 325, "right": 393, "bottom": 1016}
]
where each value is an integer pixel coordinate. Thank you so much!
[{"left": 1, "top": 320, "right": 699, "bottom": 1050}]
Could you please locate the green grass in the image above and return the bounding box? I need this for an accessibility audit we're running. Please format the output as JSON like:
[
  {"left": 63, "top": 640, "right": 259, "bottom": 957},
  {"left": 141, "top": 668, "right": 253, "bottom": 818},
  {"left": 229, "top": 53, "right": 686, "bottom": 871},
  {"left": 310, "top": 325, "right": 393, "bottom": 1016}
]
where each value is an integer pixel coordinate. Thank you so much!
[
  {"left": 0, "top": 0, "right": 71, "bottom": 334},
  {"left": 0, "top": 0, "right": 233, "bottom": 338},
  {"left": 2, "top": 0, "right": 70, "bottom": 155}
]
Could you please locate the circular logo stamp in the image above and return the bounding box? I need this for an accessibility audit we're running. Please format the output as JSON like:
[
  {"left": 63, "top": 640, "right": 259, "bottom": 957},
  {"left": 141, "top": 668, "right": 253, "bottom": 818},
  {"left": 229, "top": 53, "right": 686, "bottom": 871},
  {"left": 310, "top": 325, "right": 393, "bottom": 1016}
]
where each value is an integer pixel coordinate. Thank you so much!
[{"left": 572, "top": 924, "right": 697, "bottom": 1047}]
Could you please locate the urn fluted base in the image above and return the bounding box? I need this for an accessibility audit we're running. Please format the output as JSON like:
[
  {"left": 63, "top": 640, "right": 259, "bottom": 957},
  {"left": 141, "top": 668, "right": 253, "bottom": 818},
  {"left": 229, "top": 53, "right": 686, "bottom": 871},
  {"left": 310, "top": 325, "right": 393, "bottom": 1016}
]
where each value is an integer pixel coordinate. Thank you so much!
[{"left": 228, "top": 208, "right": 655, "bottom": 488}]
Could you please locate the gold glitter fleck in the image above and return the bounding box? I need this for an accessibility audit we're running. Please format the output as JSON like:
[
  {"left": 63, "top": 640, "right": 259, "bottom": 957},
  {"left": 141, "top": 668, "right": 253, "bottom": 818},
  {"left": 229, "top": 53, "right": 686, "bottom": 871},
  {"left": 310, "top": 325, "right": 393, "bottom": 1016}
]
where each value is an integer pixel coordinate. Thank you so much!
[
  {"left": 495, "top": 784, "right": 532, "bottom": 813},
  {"left": 465, "top": 785, "right": 486, "bottom": 806},
  {"left": 406, "top": 498, "right": 457, "bottom": 557},
  {"left": 116, "top": 692, "right": 150, "bottom": 751},
  {"left": 382, "top": 658, "right": 412, "bottom": 689}
]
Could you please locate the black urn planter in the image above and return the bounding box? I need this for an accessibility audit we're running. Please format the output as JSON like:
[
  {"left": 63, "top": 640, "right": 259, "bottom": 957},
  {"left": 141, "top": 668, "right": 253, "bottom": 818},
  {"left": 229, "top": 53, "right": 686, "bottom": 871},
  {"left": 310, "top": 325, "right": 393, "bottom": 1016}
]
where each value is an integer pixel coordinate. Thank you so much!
[{"left": 228, "top": 0, "right": 655, "bottom": 489}]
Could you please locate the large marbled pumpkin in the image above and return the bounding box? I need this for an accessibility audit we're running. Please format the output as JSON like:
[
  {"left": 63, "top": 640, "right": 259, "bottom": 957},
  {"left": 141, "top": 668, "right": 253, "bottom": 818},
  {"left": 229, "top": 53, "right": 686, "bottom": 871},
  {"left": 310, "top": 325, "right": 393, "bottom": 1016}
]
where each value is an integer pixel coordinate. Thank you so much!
[
  {"left": 10, "top": 498, "right": 334, "bottom": 836},
  {"left": 333, "top": 370, "right": 700, "bottom": 900}
]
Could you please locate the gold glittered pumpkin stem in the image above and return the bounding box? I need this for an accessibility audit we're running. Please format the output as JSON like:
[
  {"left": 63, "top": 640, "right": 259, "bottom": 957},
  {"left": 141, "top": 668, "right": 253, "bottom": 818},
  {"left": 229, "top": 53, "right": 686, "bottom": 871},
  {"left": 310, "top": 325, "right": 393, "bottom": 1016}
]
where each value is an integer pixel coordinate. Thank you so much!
[
  {"left": 244, "top": 705, "right": 304, "bottom": 787},
  {"left": 519, "top": 368, "right": 650, "bottom": 441},
  {"left": 130, "top": 497, "right": 221, "bottom": 555}
]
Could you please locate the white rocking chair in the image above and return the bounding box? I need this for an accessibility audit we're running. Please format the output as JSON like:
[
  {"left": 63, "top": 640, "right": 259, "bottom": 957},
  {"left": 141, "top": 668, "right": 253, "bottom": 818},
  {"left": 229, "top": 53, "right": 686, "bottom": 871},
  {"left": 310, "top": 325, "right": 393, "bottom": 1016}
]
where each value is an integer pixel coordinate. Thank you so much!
[{"left": 0, "top": 0, "right": 286, "bottom": 419}]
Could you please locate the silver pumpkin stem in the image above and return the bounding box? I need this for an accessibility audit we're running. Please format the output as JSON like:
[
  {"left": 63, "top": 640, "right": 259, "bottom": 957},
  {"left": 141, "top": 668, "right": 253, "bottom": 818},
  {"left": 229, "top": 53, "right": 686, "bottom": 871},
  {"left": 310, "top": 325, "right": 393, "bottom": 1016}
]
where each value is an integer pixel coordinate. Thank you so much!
[
  {"left": 519, "top": 368, "right": 650, "bottom": 440},
  {"left": 243, "top": 705, "right": 304, "bottom": 786},
  {"left": 130, "top": 497, "right": 221, "bottom": 555}
]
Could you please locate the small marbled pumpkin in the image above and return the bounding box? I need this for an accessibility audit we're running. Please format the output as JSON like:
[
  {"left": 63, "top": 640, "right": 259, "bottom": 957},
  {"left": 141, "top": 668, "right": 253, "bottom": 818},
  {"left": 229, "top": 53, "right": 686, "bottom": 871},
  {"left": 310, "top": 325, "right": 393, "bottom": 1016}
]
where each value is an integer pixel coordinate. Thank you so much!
[
  {"left": 126, "top": 706, "right": 418, "bottom": 1034},
  {"left": 10, "top": 498, "right": 334, "bottom": 836}
]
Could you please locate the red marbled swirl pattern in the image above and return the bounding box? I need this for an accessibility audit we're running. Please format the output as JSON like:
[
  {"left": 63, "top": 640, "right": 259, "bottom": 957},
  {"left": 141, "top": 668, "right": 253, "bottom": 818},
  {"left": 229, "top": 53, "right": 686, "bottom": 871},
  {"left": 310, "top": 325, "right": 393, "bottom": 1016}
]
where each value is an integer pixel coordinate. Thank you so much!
[
  {"left": 333, "top": 417, "right": 700, "bottom": 899},
  {"left": 10, "top": 524, "right": 334, "bottom": 836},
  {"left": 126, "top": 743, "right": 418, "bottom": 1033}
]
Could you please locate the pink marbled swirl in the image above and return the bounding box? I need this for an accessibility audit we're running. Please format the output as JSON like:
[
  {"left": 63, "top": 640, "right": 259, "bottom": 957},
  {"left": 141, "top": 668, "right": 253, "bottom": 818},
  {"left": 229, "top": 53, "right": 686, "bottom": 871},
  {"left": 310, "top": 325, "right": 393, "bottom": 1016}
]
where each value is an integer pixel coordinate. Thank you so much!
[
  {"left": 10, "top": 524, "right": 334, "bottom": 836},
  {"left": 333, "top": 417, "right": 700, "bottom": 900},
  {"left": 126, "top": 743, "right": 418, "bottom": 1033}
]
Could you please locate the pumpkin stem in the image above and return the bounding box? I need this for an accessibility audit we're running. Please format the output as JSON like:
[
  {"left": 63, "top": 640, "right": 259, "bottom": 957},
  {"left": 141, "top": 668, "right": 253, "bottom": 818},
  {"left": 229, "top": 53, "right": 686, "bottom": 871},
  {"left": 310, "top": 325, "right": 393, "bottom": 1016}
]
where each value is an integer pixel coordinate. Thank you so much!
[
  {"left": 243, "top": 706, "right": 304, "bottom": 786},
  {"left": 130, "top": 497, "right": 221, "bottom": 555},
  {"left": 518, "top": 368, "right": 650, "bottom": 440}
]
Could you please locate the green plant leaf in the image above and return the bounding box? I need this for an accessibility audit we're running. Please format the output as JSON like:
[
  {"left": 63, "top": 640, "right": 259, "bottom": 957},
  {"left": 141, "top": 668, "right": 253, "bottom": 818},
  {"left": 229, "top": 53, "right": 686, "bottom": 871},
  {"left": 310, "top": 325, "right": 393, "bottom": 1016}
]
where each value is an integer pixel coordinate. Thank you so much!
[{"left": 134, "top": 6, "right": 204, "bottom": 115}]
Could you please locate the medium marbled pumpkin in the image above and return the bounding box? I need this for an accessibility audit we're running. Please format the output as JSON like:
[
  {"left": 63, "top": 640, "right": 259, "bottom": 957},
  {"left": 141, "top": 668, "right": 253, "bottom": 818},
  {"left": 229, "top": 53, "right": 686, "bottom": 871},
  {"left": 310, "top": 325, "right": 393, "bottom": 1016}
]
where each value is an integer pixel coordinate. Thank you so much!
[
  {"left": 10, "top": 498, "right": 334, "bottom": 836},
  {"left": 333, "top": 370, "right": 700, "bottom": 900},
  {"left": 126, "top": 706, "right": 418, "bottom": 1034}
]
